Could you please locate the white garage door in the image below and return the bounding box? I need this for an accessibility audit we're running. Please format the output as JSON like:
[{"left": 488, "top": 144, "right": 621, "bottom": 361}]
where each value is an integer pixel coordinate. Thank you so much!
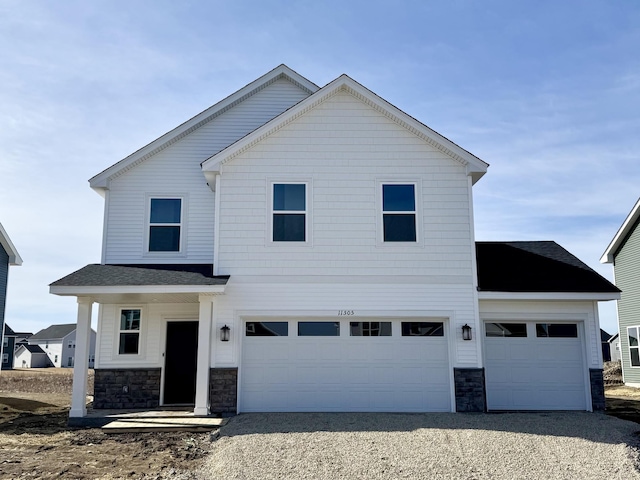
[
  {"left": 240, "top": 319, "right": 452, "bottom": 412},
  {"left": 484, "top": 322, "right": 587, "bottom": 410}
]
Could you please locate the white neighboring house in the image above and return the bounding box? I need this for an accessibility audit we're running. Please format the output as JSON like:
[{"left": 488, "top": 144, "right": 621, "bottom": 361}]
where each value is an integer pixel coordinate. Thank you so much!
[
  {"left": 14, "top": 344, "right": 50, "bottom": 368},
  {"left": 49, "top": 65, "right": 620, "bottom": 421},
  {"left": 609, "top": 333, "right": 621, "bottom": 363},
  {"left": 28, "top": 324, "right": 96, "bottom": 368}
]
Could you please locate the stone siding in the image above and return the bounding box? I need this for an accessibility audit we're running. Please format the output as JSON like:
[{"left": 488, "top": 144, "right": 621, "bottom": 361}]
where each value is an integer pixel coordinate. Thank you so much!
[
  {"left": 94, "top": 368, "right": 161, "bottom": 409},
  {"left": 589, "top": 368, "right": 605, "bottom": 411},
  {"left": 454, "top": 368, "right": 486, "bottom": 412},
  {"left": 209, "top": 368, "right": 238, "bottom": 415}
]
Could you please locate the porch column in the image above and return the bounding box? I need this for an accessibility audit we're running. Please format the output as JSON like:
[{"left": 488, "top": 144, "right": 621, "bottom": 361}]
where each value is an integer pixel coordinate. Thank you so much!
[
  {"left": 195, "top": 294, "right": 214, "bottom": 416},
  {"left": 70, "top": 297, "right": 92, "bottom": 418}
]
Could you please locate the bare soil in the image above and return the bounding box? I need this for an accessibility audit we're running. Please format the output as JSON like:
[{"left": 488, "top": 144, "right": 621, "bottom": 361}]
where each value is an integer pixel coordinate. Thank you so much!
[{"left": 0, "top": 369, "right": 211, "bottom": 479}]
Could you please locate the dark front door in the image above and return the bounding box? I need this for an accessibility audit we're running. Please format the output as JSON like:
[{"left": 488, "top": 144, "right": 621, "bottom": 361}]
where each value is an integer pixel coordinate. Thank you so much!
[{"left": 164, "top": 321, "right": 199, "bottom": 405}]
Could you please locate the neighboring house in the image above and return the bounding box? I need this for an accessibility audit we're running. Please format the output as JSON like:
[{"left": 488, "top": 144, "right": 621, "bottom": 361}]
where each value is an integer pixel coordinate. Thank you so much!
[
  {"left": 2, "top": 324, "right": 32, "bottom": 370},
  {"left": 601, "top": 329, "right": 612, "bottom": 362},
  {"left": 14, "top": 344, "right": 50, "bottom": 368},
  {"left": 28, "top": 324, "right": 96, "bottom": 369},
  {"left": 609, "top": 333, "right": 621, "bottom": 363},
  {"left": 602, "top": 197, "right": 640, "bottom": 384},
  {"left": 50, "top": 65, "right": 620, "bottom": 421},
  {"left": 0, "top": 223, "right": 22, "bottom": 371}
]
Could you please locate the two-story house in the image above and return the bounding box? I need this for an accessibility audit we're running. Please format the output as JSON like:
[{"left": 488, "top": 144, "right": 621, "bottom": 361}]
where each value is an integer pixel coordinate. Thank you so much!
[
  {"left": 2, "top": 324, "right": 32, "bottom": 369},
  {"left": 50, "top": 65, "right": 619, "bottom": 421},
  {"left": 0, "top": 222, "right": 22, "bottom": 370},
  {"left": 601, "top": 198, "right": 640, "bottom": 383},
  {"left": 28, "top": 323, "right": 96, "bottom": 368}
]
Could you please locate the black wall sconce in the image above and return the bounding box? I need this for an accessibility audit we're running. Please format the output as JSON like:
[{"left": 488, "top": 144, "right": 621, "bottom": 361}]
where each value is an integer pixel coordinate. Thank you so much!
[
  {"left": 462, "top": 324, "right": 472, "bottom": 341},
  {"left": 220, "top": 324, "right": 230, "bottom": 342}
]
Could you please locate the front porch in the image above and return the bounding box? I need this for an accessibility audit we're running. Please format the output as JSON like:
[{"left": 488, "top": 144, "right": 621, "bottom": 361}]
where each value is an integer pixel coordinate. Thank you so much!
[{"left": 49, "top": 263, "right": 230, "bottom": 421}]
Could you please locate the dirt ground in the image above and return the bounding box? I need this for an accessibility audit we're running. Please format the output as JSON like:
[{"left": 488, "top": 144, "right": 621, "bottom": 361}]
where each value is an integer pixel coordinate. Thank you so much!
[
  {"left": 0, "top": 369, "right": 211, "bottom": 479},
  {"left": 1, "top": 365, "right": 640, "bottom": 479}
]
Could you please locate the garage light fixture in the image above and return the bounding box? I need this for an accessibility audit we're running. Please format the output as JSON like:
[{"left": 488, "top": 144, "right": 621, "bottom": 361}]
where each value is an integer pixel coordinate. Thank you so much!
[
  {"left": 462, "top": 324, "right": 472, "bottom": 341},
  {"left": 220, "top": 325, "right": 230, "bottom": 342}
]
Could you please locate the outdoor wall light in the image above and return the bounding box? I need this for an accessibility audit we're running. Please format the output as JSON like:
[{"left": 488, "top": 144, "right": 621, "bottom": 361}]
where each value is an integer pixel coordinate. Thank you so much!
[
  {"left": 462, "top": 324, "right": 472, "bottom": 341},
  {"left": 220, "top": 324, "right": 230, "bottom": 342}
]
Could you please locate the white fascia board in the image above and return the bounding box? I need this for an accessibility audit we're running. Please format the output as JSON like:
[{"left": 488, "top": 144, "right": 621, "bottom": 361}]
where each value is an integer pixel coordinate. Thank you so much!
[
  {"left": 90, "top": 64, "right": 319, "bottom": 191},
  {"left": 49, "top": 284, "right": 226, "bottom": 296},
  {"left": 478, "top": 291, "right": 621, "bottom": 301},
  {"left": 201, "top": 74, "right": 489, "bottom": 182},
  {"left": 0, "top": 222, "right": 22, "bottom": 265},
  {"left": 600, "top": 197, "right": 640, "bottom": 263}
]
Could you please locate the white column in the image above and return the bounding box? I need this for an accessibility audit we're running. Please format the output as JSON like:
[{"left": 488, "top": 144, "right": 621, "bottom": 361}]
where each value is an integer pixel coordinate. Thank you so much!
[
  {"left": 194, "top": 294, "right": 214, "bottom": 416},
  {"left": 70, "top": 297, "right": 92, "bottom": 418}
]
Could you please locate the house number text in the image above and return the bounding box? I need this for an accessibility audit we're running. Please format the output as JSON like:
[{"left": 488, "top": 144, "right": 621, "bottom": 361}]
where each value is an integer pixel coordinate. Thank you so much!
[{"left": 338, "top": 310, "right": 355, "bottom": 316}]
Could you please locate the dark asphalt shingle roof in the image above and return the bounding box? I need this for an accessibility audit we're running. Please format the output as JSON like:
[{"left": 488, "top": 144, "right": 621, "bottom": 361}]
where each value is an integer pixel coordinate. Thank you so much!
[
  {"left": 19, "top": 344, "right": 46, "bottom": 354},
  {"left": 476, "top": 241, "right": 620, "bottom": 293},
  {"left": 3, "top": 324, "right": 15, "bottom": 336},
  {"left": 50, "top": 264, "right": 229, "bottom": 287},
  {"left": 30, "top": 324, "right": 77, "bottom": 340}
]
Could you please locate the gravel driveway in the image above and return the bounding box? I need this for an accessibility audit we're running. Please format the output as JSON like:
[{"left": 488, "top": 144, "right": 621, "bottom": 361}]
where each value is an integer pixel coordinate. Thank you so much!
[{"left": 198, "top": 412, "right": 640, "bottom": 479}]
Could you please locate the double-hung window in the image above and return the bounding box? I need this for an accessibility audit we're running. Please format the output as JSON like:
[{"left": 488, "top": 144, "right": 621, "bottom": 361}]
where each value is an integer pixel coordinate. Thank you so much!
[
  {"left": 119, "top": 309, "right": 141, "bottom": 355},
  {"left": 272, "top": 183, "right": 306, "bottom": 242},
  {"left": 382, "top": 184, "right": 417, "bottom": 242},
  {"left": 149, "top": 198, "right": 182, "bottom": 252},
  {"left": 628, "top": 326, "right": 640, "bottom": 366}
]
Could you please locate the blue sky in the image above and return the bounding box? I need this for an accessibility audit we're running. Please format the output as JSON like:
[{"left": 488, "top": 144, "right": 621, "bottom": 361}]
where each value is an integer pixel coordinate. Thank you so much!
[{"left": 1, "top": 0, "right": 638, "bottom": 335}]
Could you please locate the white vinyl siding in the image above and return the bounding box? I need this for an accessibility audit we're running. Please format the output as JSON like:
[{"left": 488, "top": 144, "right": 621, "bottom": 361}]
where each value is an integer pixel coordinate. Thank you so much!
[
  {"left": 102, "top": 79, "right": 310, "bottom": 264},
  {"left": 217, "top": 90, "right": 474, "bottom": 278}
]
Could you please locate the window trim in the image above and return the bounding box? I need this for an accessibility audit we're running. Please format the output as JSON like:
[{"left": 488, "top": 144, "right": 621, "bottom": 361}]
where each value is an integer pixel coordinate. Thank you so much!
[
  {"left": 377, "top": 180, "right": 422, "bottom": 246},
  {"left": 117, "top": 307, "right": 143, "bottom": 356},
  {"left": 267, "top": 180, "right": 312, "bottom": 246},
  {"left": 145, "top": 195, "right": 186, "bottom": 255},
  {"left": 628, "top": 326, "right": 640, "bottom": 367}
]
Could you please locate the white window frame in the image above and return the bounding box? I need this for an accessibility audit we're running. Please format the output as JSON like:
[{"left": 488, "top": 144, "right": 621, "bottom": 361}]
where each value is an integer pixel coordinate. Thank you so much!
[
  {"left": 628, "top": 326, "right": 640, "bottom": 367},
  {"left": 117, "top": 307, "right": 143, "bottom": 356},
  {"left": 376, "top": 180, "right": 422, "bottom": 246},
  {"left": 267, "top": 180, "right": 312, "bottom": 246},
  {"left": 145, "top": 195, "right": 186, "bottom": 255}
]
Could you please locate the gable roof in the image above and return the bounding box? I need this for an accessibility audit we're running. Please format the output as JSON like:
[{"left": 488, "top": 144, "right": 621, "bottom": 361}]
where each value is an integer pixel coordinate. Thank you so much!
[
  {"left": 601, "top": 197, "right": 640, "bottom": 264},
  {"left": 476, "top": 241, "right": 620, "bottom": 294},
  {"left": 15, "top": 344, "right": 46, "bottom": 355},
  {"left": 201, "top": 74, "right": 489, "bottom": 184},
  {"left": 89, "top": 65, "right": 319, "bottom": 194},
  {"left": 3, "top": 324, "right": 15, "bottom": 336},
  {"left": 0, "top": 222, "right": 22, "bottom": 266},
  {"left": 30, "top": 324, "right": 78, "bottom": 341},
  {"left": 600, "top": 329, "right": 611, "bottom": 342},
  {"left": 608, "top": 332, "right": 619, "bottom": 343}
]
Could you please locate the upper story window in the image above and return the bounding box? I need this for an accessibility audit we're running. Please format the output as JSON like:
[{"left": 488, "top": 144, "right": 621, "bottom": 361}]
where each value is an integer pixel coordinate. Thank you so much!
[
  {"left": 382, "top": 184, "right": 416, "bottom": 242},
  {"left": 149, "top": 198, "right": 182, "bottom": 252},
  {"left": 272, "top": 183, "right": 306, "bottom": 242}
]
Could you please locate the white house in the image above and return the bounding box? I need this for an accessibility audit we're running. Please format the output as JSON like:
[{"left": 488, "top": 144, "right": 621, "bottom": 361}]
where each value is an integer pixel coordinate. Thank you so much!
[
  {"left": 49, "top": 65, "right": 620, "bottom": 420},
  {"left": 28, "top": 324, "right": 96, "bottom": 368},
  {"left": 14, "top": 344, "right": 50, "bottom": 369}
]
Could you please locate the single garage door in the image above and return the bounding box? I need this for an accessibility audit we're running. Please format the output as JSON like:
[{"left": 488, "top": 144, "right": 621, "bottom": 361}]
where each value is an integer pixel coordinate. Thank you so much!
[
  {"left": 484, "top": 322, "right": 587, "bottom": 410},
  {"left": 241, "top": 319, "right": 452, "bottom": 412}
]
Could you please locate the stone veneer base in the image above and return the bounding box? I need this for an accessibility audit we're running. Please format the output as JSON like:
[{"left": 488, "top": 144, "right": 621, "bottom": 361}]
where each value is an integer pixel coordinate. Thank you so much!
[
  {"left": 454, "top": 368, "right": 487, "bottom": 412},
  {"left": 209, "top": 368, "right": 238, "bottom": 415},
  {"left": 589, "top": 368, "right": 605, "bottom": 411},
  {"left": 93, "top": 368, "right": 161, "bottom": 409}
]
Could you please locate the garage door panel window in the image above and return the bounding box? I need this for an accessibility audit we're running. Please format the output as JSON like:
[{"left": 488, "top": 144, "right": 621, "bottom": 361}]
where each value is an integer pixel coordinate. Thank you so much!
[
  {"left": 246, "top": 322, "right": 289, "bottom": 336},
  {"left": 536, "top": 324, "right": 578, "bottom": 338},
  {"left": 350, "top": 322, "right": 392, "bottom": 336},
  {"left": 401, "top": 322, "right": 444, "bottom": 337},
  {"left": 628, "top": 327, "right": 640, "bottom": 366},
  {"left": 485, "top": 323, "right": 527, "bottom": 337},
  {"left": 298, "top": 322, "right": 340, "bottom": 336}
]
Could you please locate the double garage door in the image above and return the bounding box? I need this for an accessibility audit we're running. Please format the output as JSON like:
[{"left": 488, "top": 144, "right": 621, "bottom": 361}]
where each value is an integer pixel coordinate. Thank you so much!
[
  {"left": 484, "top": 321, "right": 588, "bottom": 410},
  {"left": 240, "top": 319, "right": 452, "bottom": 412}
]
